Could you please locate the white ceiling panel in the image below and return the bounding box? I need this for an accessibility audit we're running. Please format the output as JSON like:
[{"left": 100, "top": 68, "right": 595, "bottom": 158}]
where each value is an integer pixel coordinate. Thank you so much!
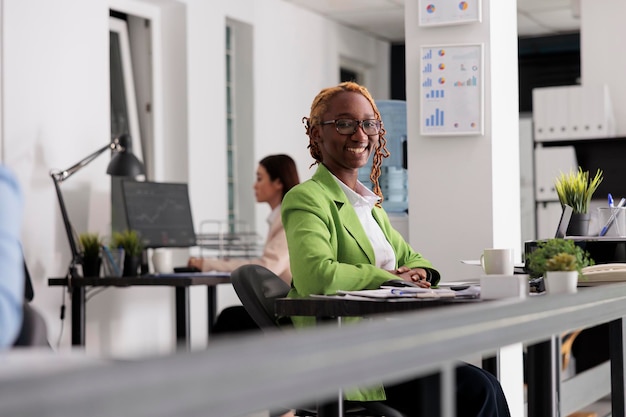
[
  {"left": 517, "top": 13, "right": 556, "bottom": 38},
  {"left": 517, "top": 0, "right": 573, "bottom": 13},
  {"left": 332, "top": 9, "right": 406, "bottom": 42},
  {"left": 528, "top": 9, "right": 580, "bottom": 33},
  {"left": 282, "top": 0, "right": 580, "bottom": 40},
  {"left": 284, "top": 0, "right": 402, "bottom": 14}
]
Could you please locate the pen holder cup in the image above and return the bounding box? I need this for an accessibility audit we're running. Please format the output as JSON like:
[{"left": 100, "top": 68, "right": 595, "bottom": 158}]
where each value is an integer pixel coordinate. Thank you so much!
[{"left": 597, "top": 207, "right": 626, "bottom": 237}]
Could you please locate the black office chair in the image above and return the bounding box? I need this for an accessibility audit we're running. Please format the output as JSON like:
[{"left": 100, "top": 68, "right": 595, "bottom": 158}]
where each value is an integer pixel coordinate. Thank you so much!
[
  {"left": 231, "top": 264, "right": 292, "bottom": 329},
  {"left": 13, "top": 259, "right": 50, "bottom": 348},
  {"left": 13, "top": 302, "right": 49, "bottom": 347},
  {"left": 230, "top": 265, "right": 406, "bottom": 417}
]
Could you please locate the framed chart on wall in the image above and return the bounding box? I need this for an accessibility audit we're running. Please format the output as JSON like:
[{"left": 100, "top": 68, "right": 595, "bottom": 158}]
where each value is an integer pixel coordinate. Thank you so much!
[
  {"left": 418, "top": 0, "right": 482, "bottom": 27},
  {"left": 420, "top": 44, "right": 484, "bottom": 136}
]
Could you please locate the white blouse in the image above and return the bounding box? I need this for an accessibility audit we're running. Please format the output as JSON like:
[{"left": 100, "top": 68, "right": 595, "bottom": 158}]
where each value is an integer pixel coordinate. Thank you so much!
[{"left": 334, "top": 176, "right": 397, "bottom": 270}]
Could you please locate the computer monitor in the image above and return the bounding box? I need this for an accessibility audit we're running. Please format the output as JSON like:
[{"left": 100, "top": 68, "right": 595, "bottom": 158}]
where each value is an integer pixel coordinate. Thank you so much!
[{"left": 121, "top": 180, "right": 197, "bottom": 248}]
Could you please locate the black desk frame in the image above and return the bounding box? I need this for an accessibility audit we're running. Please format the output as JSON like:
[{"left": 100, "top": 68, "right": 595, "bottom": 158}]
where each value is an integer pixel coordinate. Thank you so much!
[{"left": 48, "top": 273, "right": 231, "bottom": 350}]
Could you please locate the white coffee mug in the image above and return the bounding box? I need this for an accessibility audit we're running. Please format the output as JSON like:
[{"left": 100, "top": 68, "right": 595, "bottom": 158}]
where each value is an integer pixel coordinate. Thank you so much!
[
  {"left": 480, "top": 248, "right": 514, "bottom": 275},
  {"left": 152, "top": 249, "right": 173, "bottom": 273}
]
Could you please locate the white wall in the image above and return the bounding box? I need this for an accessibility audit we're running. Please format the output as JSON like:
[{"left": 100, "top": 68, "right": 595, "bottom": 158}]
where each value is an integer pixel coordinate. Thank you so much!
[
  {"left": 580, "top": 0, "right": 626, "bottom": 136},
  {"left": 1, "top": 0, "right": 390, "bottom": 356},
  {"left": 3, "top": 0, "right": 113, "bottom": 353}
]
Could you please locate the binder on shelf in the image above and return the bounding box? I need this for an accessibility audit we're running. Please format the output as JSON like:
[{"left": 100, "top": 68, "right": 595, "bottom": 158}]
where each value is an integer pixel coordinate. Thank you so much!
[
  {"left": 567, "top": 86, "right": 584, "bottom": 139},
  {"left": 533, "top": 84, "right": 615, "bottom": 142},
  {"left": 551, "top": 87, "right": 570, "bottom": 140},
  {"left": 534, "top": 146, "right": 577, "bottom": 202},
  {"left": 533, "top": 86, "right": 569, "bottom": 141},
  {"left": 532, "top": 87, "right": 550, "bottom": 141},
  {"left": 580, "top": 84, "right": 615, "bottom": 139}
]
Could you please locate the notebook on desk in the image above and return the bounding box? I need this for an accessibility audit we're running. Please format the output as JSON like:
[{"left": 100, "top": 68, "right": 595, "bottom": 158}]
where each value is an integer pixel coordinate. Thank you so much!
[{"left": 337, "top": 288, "right": 457, "bottom": 299}]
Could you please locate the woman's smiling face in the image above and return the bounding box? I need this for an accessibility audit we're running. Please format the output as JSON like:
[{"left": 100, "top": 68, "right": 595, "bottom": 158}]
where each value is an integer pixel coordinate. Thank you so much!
[{"left": 310, "top": 91, "right": 379, "bottom": 179}]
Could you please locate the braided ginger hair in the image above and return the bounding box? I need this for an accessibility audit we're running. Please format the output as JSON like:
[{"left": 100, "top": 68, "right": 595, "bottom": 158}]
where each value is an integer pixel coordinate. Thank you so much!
[{"left": 302, "top": 82, "right": 390, "bottom": 202}]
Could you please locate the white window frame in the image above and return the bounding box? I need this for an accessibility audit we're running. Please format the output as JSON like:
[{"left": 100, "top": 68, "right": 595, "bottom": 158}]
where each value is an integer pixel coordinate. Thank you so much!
[{"left": 109, "top": 16, "right": 143, "bottom": 161}]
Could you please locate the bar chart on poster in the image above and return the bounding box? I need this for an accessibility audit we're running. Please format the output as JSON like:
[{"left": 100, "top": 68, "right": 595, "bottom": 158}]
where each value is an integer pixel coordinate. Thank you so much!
[{"left": 420, "top": 44, "right": 483, "bottom": 136}]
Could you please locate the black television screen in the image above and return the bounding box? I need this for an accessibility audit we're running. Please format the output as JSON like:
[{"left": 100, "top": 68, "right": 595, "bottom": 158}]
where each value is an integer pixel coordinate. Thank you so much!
[{"left": 121, "top": 180, "right": 197, "bottom": 248}]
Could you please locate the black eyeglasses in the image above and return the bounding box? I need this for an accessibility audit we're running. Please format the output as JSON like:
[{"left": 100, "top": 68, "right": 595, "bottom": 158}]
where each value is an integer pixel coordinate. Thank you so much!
[{"left": 320, "top": 119, "right": 382, "bottom": 136}]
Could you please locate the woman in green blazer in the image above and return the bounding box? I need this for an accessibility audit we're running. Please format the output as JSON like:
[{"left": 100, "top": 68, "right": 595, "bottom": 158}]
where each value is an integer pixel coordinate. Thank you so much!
[
  {"left": 281, "top": 82, "right": 510, "bottom": 417},
  {"left": 283, "top": 163, "right": 439, "bottom": 318}
]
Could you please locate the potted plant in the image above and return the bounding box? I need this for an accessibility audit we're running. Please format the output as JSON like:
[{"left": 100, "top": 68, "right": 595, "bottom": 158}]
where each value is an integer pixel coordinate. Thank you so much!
[
  {"left": 526, "top": 238, "right": 594, "bottom": 294},
  {"left": 554, "top": 167, "right": 603, "bottom": 236},
  {"left": 111, "top": 229, "right": 144, "bottom": 276},
  {"left": 79, "top": 232, "right": 103, "bottom": 277}
]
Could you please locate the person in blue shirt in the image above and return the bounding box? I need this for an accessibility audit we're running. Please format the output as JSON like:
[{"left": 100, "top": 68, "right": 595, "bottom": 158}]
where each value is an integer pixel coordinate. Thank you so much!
[{"left": 0, "top": 165, "right": 24, "bottom": 348}]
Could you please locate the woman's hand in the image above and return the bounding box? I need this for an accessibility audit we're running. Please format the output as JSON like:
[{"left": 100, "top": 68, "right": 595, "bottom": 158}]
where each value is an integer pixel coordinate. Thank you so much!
[
  {"left": 388, "top": 266, "right": 431, "bottom": 288},
  {"left": 188, "top": 257, "right": 205, "bottom": 271}
]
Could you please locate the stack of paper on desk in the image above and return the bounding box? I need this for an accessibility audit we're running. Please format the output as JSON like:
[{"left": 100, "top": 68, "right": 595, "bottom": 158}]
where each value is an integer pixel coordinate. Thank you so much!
[{"left": 337, "top": 287, "right": 457, "bottom": 299}]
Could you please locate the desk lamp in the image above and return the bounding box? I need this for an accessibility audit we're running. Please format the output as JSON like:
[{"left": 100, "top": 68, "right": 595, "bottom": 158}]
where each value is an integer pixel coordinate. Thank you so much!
[{"left": 50, "top": 133, "right": 145, "bottom": 279}]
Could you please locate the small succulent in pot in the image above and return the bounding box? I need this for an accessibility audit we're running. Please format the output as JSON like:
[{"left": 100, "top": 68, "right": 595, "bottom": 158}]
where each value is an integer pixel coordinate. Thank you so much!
[
  {"left": 111, "top": 229, "right": 143, "bottom": 257},
  {"left": 79, "top": 232, "right": 103, "bottom": 277}
]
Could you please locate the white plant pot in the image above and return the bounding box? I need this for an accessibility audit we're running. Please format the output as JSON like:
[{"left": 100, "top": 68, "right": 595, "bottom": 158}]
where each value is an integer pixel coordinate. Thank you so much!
[{"left": 544, "top": 271, "right": 578, "bottom": 294}]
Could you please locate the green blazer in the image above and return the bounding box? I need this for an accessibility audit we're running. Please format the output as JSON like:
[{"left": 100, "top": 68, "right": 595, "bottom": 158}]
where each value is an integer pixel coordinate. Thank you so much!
[{"left": 281, "top": 164, "right": 440, "bottom": 401}]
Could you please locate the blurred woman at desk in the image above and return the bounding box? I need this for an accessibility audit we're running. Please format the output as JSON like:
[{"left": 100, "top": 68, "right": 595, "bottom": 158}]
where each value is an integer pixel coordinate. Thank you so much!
[
  {"left": 281, "top": 82, "right": 510, "bottom": 417},
  {"left": 0, "top": 165, "right": 24, "bottom": 348},
  {"left": 188, "top": 154, "right": 299, "bottom": 333}
]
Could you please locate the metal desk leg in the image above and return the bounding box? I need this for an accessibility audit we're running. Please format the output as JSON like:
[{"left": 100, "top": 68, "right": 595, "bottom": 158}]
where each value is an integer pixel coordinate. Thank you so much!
[
  {"left": 610, "top": 318, "right": 625, "bottom": 417},
  {"left": 71, "top": 286, "right": 85, "bottom": 346},
  {"left": 175, "top": 287, "right": 191, "bottom": 351},
  {"left": 207, "top": 286, "right": 217, "bottom": 335},
  {"left": 316, "top": 316, "right": 342, "bottom": 417},
  {"left": 526, "top": 336, "right": 559, "bottom": 417},
  {"left": 441, "top": 363, "right": 454, "bottom": 417}
]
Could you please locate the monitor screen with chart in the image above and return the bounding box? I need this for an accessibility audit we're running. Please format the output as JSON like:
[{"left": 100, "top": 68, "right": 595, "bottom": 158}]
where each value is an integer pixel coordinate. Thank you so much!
[{"left": 121, "top": 180, "right": 197, "bottom": 248}]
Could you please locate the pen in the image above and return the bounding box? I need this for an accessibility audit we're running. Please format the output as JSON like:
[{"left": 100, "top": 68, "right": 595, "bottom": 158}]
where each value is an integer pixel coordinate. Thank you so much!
[
  {"left": 609, "top": 193, "right": 614, "bottom": 208},
  {"left": 600, "top": 197, "right": 626, "bottom": 236},
  {"left": 390, "top": 289, "right": 425, "bottom": 296}
]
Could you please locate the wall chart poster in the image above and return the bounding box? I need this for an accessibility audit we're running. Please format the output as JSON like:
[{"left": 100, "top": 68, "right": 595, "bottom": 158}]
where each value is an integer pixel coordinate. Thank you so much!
[
  {"left": 420, "top": 44, "right": 484, "bottom": 136},
  {"left": 418, "top": 0, "right": 481, "bottom": 26}
]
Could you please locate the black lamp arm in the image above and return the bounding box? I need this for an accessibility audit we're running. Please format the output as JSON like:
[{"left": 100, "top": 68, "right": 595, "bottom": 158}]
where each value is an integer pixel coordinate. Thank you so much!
[
  {"left": 51, "top": 174, "right": 81, "bottom": 274},
  {"left": 50, "top": 139, "right": 122, "bottom": 184},
  {"left": 49, "top": 137, "right": 126, "bottom": 276}
]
